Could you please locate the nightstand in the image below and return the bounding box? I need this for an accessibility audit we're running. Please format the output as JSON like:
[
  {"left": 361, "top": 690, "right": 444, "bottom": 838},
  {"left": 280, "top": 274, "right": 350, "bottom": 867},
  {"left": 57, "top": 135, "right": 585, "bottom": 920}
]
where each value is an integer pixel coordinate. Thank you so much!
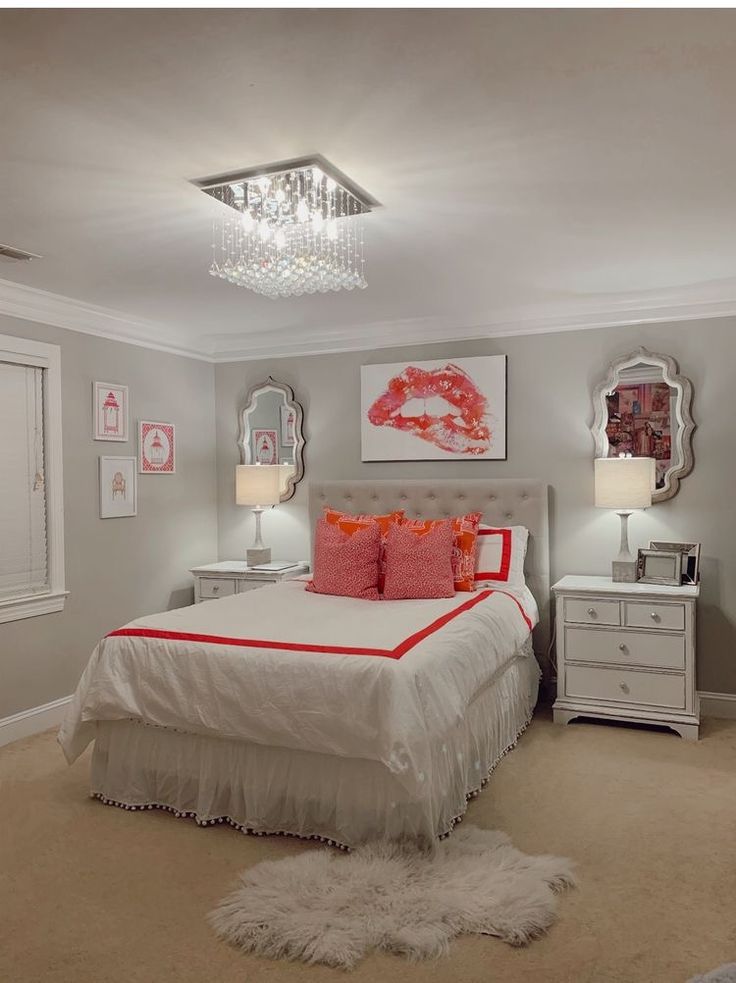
[
  {"left": 552, "top": 575, "right": 700, "bottom": 740},
  {"left": 190, "top": 561, "right": 310, "bottom": 603}
]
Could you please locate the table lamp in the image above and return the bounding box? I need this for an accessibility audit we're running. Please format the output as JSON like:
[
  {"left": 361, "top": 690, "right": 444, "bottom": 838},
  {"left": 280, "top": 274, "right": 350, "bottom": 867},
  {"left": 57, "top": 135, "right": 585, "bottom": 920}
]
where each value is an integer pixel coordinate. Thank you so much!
[
  {"left": 235, "top": 464, "right": 282, "bottom": 565},
  {"left": 594, "top": 456, "right": 654, "bottom": 583}
]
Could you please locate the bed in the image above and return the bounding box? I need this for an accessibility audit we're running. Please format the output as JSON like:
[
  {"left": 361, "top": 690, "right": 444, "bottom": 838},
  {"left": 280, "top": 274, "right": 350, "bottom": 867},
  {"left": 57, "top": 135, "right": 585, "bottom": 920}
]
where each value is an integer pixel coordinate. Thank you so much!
[{"left": 59, "top": 479, "right": 550, "bottom": 848}]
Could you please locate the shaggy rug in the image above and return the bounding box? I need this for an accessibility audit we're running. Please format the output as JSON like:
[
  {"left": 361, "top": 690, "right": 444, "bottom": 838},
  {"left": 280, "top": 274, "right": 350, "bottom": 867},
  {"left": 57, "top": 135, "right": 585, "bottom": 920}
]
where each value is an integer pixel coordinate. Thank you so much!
[
  {"left": 688, "top": 966, "right": 736, "bottom": 983},
  {"left": 209, "top": 825, "right": 576, "bottom": 968}
]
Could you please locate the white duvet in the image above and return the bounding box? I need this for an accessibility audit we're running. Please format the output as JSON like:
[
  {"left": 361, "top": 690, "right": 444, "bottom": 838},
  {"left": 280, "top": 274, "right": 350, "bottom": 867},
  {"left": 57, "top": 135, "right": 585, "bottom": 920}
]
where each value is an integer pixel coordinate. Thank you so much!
[{"left": 59, "top": 580, "right": 537, "bottom": 795}]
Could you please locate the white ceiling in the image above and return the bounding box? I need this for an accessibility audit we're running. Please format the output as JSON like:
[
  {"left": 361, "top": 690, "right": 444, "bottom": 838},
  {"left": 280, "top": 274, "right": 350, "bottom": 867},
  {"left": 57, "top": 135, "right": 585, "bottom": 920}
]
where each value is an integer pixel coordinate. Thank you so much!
[{"left": 2, "top": 9, "right": 736, "bottom": 361}]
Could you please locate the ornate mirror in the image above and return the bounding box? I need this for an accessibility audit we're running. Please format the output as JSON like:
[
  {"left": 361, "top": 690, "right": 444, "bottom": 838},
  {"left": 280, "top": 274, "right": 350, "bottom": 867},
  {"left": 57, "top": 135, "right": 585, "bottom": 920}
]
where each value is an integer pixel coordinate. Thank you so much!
[
  {"left": 591, "top": 348, "right": 695, "bottom": 503},
  {"left": 238, "top": 377, "right": 305, "bottom": 502}
]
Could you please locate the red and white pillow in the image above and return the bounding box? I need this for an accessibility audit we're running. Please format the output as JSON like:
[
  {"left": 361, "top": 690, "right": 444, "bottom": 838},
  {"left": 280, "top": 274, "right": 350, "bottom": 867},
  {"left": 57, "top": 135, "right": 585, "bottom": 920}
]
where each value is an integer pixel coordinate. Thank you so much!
[
  {"left": 306, "top": 518, "right": 382, "bottom": 600},
  {"left": 382, "top": 520, "right": 455, "bottom": 600},
  {"left": 474, "top": 524, "right": 529, "bottom": 587},
  {"left": 323, "top": 508, "right": 404, "bottom": 592},
  {"left": 399, "top": 511, "right": 481, "bottom": 592}
]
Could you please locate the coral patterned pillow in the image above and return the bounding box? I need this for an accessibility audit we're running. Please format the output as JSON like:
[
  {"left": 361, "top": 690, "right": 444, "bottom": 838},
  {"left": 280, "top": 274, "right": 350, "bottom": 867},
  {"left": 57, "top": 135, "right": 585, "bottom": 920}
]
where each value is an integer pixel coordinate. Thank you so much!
[
  {"left": 306, "top": 518, "right": 381, "bottom": 600},
  {"left": 399, "top": 511, "right": 482, "bottom": 591},
  {"left": 323, "top": 507, "right": 404, "bottom": 592},
  {"left": 382, "top": 521, "right": 455, "bottom": 600}
]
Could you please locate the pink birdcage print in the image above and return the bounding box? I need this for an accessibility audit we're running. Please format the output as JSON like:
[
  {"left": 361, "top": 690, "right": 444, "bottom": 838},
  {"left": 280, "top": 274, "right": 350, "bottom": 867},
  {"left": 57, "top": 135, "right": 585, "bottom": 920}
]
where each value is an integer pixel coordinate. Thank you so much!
[
  {"left": 139, "top": 421, "right": 175, "bottom": 473},
  {"left": 103, "top": 391, "right": 120, "bottom": 434},
  {"left": 94, "top": 382, "right": 128, "bottom": 441}
]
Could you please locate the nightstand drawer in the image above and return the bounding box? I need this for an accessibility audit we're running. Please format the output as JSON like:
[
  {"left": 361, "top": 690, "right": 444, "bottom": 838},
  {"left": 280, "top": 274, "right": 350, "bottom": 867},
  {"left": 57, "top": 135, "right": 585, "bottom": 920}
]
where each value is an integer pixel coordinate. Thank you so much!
[
  {"left": 237, "top": 580, "right": 271, "bottom": 593},
  {"left": 199, "top": 578, "right": 236, "bottom": 599},
  {"left": 624, "top": 601, "right": 685, "bottom": 631},
  {"left": 565, "top": 664, "right": 686, "bottom": 710},
  {"left": 564, "top": 598, "right": 620, "bottom": 626},
  {"left": 565, "top": 627, "right": 685, "bottom": 670}
]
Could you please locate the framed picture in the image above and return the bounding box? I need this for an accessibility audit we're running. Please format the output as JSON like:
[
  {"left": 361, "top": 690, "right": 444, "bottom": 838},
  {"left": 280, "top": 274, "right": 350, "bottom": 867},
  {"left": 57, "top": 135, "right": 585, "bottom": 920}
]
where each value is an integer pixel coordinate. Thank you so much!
[
  {"left": 280, "top": 404, "right": 296, "bottom": 447},
  {"left": 361, "top": 355, "right": 507, "bottom": 461},
  {"left": 138, "top": 421, "right": 175, "bottom": 474},
  {"left": 637, "top": 548, "right": 681, "bottom": 587},
  {"left": 93, "top": 382, "right": 128, "bottom": 441},
  {"left": 649, "top": 541, "right": 701, "bottom": 585},
  {"left": 99, "top": 456, "right": 137, "bottom": 518},
  {"left": 253, "top": 428, "right": 279, "bottom": 464}
]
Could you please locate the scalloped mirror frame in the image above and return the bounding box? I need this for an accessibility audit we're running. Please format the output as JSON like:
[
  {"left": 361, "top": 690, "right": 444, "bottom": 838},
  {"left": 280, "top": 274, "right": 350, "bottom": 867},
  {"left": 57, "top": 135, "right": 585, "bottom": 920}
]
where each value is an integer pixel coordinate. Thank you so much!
[
  {"left": 591, "top": 347, "right": 695, "bottom": 503},
  {"left": 238, "top": 377, "right": 305, "bottom": 503}
]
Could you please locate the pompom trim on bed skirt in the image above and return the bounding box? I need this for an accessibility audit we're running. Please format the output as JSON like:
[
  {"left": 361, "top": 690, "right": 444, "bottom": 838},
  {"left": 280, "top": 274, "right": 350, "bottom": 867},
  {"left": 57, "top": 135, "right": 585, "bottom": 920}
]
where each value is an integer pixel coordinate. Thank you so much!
[{"left": 90, "top": 712, "right": 533, "bottom": 852}]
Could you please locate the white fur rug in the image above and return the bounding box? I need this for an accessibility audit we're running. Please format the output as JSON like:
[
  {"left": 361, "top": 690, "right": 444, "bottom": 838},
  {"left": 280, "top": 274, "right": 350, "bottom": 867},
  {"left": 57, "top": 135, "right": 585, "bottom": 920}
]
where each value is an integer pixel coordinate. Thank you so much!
[{"left": 209, "top": 825, "right": 576, "bottom": 968}]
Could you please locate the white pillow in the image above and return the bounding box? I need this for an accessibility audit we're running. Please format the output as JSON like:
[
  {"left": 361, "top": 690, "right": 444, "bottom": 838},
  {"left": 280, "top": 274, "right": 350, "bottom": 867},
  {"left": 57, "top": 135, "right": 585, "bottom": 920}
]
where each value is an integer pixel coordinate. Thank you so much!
[{"left": 474, "top": 524, "right": 529, "bottom": 587}]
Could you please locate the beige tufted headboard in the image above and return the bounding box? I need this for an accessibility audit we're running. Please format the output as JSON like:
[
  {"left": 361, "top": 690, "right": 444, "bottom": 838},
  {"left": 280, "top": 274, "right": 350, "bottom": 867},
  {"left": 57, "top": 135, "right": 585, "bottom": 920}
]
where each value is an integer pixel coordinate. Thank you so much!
[{"left": 308, "top": 479, "right": 550, "bottom": 657}]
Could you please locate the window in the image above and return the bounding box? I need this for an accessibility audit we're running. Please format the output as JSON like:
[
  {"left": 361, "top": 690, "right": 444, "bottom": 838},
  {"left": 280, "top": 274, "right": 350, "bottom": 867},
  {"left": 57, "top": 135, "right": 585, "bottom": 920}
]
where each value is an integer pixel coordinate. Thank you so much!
[{"left": 0, "top": 335, "right": 66, "bottom": 624}]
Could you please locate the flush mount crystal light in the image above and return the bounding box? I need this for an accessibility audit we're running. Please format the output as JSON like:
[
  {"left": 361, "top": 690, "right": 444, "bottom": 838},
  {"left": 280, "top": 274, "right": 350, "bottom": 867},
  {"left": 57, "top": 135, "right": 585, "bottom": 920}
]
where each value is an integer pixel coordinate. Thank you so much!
[{"left": 194, "top": 156, "right": 378, "bottom": 300}]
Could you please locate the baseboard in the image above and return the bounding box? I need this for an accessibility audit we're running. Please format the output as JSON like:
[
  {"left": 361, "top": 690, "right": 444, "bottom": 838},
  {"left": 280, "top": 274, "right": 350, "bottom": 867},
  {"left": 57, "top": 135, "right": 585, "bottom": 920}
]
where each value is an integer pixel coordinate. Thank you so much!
[
  {"left": 699, "top": 691, "right": 736, "bottom": 721},
  {"left": 0, "top": 695, "right": 72, "bottom": 749}
]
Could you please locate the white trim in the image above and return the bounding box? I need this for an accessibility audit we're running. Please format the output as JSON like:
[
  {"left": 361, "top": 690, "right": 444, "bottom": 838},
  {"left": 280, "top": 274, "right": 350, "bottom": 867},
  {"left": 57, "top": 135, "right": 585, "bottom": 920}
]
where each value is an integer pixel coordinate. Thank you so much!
[
  {"left": 0, "top": 279, "right": 213, "bottom": 362},
  {"left": 698, "top": 691, "right": 736, "bottom": 720},
  {"left": 4, "top": 276, "right": 736, "bottom": 363},
  {"left": 0, "top": 695, "right": 72, "bottom": 749},
  {"left": 0, "top": 334, "right": 67, "bottom": 623}
]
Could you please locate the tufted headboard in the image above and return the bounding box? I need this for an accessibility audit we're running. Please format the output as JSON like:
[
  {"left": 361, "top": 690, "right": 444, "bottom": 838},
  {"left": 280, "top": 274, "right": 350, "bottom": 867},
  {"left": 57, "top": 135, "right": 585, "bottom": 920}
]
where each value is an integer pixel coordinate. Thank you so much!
[{"left": 308, "top": 479, "right": 550, "bottom": 657}]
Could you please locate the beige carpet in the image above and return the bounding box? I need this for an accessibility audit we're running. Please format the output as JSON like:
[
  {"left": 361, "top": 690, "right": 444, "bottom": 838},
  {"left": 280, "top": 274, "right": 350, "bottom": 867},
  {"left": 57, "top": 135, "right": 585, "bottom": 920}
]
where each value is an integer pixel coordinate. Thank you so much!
[{"left": 1, "top": 712, "right": 734, "bottom": 983}]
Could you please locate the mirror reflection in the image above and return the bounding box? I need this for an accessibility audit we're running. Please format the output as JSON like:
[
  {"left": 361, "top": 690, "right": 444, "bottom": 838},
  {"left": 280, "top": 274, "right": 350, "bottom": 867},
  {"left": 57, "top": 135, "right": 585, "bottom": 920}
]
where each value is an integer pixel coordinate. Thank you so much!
[
  {"left": 238, "top": 378, "right": 305, "bottom": 502},
  {"left": 591, "top": 348, "right": 695, "bottom": 503}
]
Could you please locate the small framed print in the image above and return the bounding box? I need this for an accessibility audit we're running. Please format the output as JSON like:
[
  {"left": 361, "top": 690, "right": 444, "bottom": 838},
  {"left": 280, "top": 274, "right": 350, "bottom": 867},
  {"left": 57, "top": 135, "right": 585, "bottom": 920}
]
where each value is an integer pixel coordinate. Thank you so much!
[
  {"left": 280, "top": 404, "right": 296, "bottom": 447},
  {"left": 139, "top": 421, "right": 175, "bottom": 474},
  {"left": 637, "top": 548, "right": 681, "bottom": 587},
  {"left": 99, "top": 456, "right": 137, "bottom": 518},
  {"left": 93, "top": 382, "right": 128, "bottom": 441},
  {"left": 649, "top": 541, "right": 701, "bottom": 585},
  {"left": 253, "top": 428, "right": 278, "bottom": 464}
]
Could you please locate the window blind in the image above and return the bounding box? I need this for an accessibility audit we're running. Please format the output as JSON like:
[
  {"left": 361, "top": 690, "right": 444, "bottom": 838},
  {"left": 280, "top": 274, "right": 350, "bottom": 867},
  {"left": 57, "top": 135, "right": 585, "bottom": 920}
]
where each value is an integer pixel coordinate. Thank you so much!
[{"left": 0, "top": 360, "right": 48, "bottom": 600}]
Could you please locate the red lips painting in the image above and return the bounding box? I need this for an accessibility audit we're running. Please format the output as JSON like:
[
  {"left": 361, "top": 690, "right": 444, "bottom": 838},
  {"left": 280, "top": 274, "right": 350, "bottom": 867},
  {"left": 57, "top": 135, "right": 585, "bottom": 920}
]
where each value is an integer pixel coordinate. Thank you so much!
[{"left": 361, "top": 355, "right": 507, "bottom": 461}]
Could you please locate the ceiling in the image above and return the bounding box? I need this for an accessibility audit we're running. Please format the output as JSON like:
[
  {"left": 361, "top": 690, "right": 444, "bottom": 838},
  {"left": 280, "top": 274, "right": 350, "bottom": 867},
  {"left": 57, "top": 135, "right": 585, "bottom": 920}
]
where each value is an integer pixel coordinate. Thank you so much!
[{"left": 2, "top": 8, "right": 736, "bottom": 362}]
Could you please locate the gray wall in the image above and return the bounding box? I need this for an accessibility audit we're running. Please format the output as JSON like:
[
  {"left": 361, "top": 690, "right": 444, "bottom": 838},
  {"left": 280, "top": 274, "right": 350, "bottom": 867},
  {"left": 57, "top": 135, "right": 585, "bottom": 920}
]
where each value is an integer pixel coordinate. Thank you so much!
[
  {"left": 216, "top": 316, "right": 736, "bottom": 696},
  {"left": 0, "top": 315, "right": 218, "bottom": 719}
]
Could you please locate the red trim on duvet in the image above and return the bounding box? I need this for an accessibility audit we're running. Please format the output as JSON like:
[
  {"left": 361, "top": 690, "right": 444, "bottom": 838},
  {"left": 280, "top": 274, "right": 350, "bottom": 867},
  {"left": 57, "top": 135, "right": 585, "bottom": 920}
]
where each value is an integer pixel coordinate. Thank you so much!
[
  {"left": 474, "top": 527, "right": 512, "bottom": 582},
  {"left": 106, "top": 588, "right": 531, "bottom": 660}
]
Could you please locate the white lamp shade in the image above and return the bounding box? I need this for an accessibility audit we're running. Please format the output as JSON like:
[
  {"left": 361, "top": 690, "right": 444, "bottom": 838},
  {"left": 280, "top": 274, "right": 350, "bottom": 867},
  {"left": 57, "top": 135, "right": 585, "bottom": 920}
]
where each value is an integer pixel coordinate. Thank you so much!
[
  {"left": 595, "top": 457, "right": 654, "bottom": 510},
  {"left": 235, "top": 465, "right": 282, "bottom": 506}
]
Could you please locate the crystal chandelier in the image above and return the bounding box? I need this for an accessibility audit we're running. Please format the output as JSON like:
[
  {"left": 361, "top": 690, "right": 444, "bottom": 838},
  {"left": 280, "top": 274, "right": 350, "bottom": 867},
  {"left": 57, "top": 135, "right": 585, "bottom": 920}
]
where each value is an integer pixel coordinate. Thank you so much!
[{"left": 196, "top": 157, "right": 376, "bottom": 300}]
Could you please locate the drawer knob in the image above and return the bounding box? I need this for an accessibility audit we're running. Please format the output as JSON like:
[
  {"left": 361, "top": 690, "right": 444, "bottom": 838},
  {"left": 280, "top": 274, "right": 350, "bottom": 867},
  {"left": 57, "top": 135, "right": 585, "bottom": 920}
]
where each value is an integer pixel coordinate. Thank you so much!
[
  {"left": 618, "top": 643, "right": 627, "bottom": 652},
  {"left": 212, "top": 585, "right": 219, "bottom": 592},
  {"left": 587, "top": 607, "right": 596, "bottom": 617},
  {"left": 650, "top": 611, "right": 660, "bottom": 621},
  {"left": 619, "top": 682, "right": 630, "bottom": 694}
]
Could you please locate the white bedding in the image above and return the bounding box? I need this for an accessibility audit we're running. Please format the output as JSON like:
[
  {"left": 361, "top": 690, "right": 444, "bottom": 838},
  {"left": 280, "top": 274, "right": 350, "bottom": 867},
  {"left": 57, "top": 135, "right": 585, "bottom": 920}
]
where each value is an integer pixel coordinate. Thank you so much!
[{"left": 59, "top": 580, "right": 537, "bottom": 797}]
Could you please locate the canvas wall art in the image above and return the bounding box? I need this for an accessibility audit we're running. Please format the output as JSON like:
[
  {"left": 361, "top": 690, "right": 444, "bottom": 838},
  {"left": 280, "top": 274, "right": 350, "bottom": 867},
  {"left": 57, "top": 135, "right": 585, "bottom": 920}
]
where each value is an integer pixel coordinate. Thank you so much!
[
  {"left": 361, "top": 355, "right": 507, "bottom": 461},
  {"left": 93, "top": 382, "right": 128, "bottom": 441},
  {"left": 99, "top": 456, "right": 137, "bottom": 518},
  {"left": 139, "top": 421, "right": 175, "bottom": 473}
]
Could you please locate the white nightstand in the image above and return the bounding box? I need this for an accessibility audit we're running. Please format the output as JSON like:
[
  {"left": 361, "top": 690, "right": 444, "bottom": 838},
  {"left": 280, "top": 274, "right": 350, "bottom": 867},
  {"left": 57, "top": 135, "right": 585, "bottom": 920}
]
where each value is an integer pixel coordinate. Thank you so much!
[
  {"left": 190, "top": 561, "right": 310, "bottom": 603},
  {"left": 552, "top": 575, "right": 700, "bottom": 741}
]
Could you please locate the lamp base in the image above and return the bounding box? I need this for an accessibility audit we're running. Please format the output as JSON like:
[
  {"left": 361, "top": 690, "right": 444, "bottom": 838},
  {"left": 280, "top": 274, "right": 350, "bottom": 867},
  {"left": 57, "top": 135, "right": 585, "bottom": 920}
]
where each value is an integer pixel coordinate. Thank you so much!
[
  {"left": 246, "top": 546, "right": 271, "bottom": 566},
  {"left": 612, "top": 559, "right": 637, "bottom": 583}
]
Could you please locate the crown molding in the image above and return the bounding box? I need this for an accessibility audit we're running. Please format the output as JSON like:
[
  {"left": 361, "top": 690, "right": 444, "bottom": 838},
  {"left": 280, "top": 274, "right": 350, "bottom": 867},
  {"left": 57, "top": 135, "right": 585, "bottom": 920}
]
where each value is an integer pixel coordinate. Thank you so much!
[
  {"left": 210, "top": 294, "right": 736, "bottom": 362},
  {"left": 0, "top": 278, "right": 213, "bottom": 362},
  {"left": 3, "top": 275, "right": 736, "bottom": 365}
]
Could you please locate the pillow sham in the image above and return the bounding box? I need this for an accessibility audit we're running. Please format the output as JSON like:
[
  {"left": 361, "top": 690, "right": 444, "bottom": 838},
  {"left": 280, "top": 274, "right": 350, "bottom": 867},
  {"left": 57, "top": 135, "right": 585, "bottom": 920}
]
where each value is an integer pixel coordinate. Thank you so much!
[
  {"left": 399, "top": 511, "right": 482, "bottom": 591},
  {"left": 306, "top": 518, "right": 381, "bottom": 600},
  {"left": 474, "top": 524, "right": 529, "bottom": 586},
  {"left": 382, "top": 520, "right": 455, "bottom": 600},
  {"left": 323, "top": 507, "right": 404, "bottom": 592}
]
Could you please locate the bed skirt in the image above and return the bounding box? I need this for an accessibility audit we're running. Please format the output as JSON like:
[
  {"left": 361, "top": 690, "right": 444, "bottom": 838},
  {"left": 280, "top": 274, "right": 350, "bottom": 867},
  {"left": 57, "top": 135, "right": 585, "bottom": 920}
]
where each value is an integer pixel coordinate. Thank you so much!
[{"left": 89, "top": 643, "right": 540, "bottom": 848}]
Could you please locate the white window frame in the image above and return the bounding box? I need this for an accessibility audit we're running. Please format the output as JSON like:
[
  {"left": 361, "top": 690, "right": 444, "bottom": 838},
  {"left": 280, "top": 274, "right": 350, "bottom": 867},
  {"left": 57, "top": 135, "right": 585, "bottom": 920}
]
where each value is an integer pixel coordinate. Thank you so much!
[{"left": 0, "top": 334, "right": 67, "bottom": 624}]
